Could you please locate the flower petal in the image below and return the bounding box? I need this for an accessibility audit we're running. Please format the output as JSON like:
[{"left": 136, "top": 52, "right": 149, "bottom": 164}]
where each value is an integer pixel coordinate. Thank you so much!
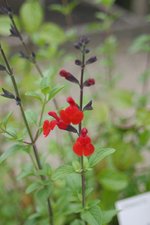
[
  {"left": 83, "top": 144, "right": 95, "bottom": 156},
  {"left": 43, "top": 120, "right": 57, "bottom": 137}
]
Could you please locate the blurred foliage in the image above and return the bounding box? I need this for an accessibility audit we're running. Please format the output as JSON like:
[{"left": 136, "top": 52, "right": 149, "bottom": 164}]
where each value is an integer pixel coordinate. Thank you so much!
[{"left": 1, "top": 0, "right": 150, "bottom": 225}]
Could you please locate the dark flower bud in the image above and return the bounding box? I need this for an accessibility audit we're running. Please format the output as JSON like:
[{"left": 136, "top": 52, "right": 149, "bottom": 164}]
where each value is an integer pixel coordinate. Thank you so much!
[
  {"left": 85, "top": 49, "right": 90, "bottom": 54},
  {"left": 66, "top": 125, "right": 78, "bottom": 133},
  {"left": 83, "top": 100, "right": 93, "bottom": 111},
  {"left": 80, "top": 36, "right": 90, "bottom": 45},
  {"left": 59, "top": 69, "right": 79, "bottom": 85},
  {"left": 74, "top": 42, "right": 81, "bottom": 50},
  {"left": 83, "top": 79, "right": 95, "bottom": 87},
  {"left": 1, "top": 88, "right": 15, "bottom": 100},
  {"left": 75, "top": 59, "right": 82, "bottom": 66},
  {"left": 0, "top": 6, "right": 12, "bottom": 14},
  {"left": 19, "top": 51, "right": 29, "bottom": 60},
  {"left": 86, "top": 56, "right": 97, "bottom": 65},
  {"left": 10, "top": 24, "right": 18, "bottom": 37},
  {"left": 0, "top": 64, "right": 6, "bottom": 71},
  {"left": 32, "top": 52, "right": 36, "bottom": 59}
]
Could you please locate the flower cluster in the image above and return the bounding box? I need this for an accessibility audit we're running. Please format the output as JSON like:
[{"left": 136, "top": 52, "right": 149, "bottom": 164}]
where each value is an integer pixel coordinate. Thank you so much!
[
  {"left": 43, "top": 97, "right": 83, "bottom": 137},
  {"left": 73, "top": 128, "right": 94, "bottom": 156},
  {"left": 43, "top": 37, "right": 96, "bottom": 157}
]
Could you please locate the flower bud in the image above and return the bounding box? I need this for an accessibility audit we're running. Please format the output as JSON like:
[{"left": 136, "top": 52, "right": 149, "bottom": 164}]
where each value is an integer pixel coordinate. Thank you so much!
[
  {"left": 86, "top": 56, "right": 97, "bottom": 65},
  {"left": 81, "top": 128, "right": 88, "bottom": 137},
  {"left": 59, "top": 69, "right": 79, "bottom": 85},
  {"left": 83, "top": 79, "right": 95, "bottom": 87},
  {"left": 75, "top": 59, "right": 82, "bottom": 66},
  {"left": 59, "top": 69, "right": 70, "bottom": 78}
]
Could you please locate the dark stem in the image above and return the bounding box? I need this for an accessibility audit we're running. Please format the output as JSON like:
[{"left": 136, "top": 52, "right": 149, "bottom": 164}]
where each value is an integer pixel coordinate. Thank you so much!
[
  {"left": 5, "top": 0, "right": 74, "bottom": 146},
  {"left": 4, "top": 0, "right": 44, "bottom": 78},
  {"left": 79, "top": 46, "right": 86, "bottom": 212},
  {"left": 0, "top": 45, "right": 54, "bottom": 225}
]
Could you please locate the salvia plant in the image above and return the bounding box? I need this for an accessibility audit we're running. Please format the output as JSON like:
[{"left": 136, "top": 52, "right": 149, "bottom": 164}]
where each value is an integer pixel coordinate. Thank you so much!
[{"left": 0, "top": 1, "right": 117, "bottom": 225}]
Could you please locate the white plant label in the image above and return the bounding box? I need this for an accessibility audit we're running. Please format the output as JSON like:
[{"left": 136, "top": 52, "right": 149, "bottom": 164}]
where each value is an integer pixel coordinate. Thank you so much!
[{"left": 116, "top": 192, "right": 150, "bottom": 225}]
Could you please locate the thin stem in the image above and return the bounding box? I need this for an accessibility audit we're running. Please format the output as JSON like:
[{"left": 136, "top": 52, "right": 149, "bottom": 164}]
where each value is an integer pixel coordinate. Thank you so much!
[
  {"left": 79, "top": 46, "right": 86, "bottom": 212},
  {"left": 0, "top": 45, "right": 54, "bottom": 225},
  {"left": 34, "top": 97, "right": 47, "bottom": 142},
  {"left": 4, "top": 0, "right": 44, "bottom": 78}
]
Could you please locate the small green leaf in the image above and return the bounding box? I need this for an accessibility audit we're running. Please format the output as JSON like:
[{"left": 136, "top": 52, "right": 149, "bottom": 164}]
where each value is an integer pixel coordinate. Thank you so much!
[
  {"left": 40, "top": 75, "right": 51, "bottom": 94},
  {"left": 130, "top": 35, "right": 150, "bottom": 53},
  {"left": 70, "top": 219, "right": 84, "bottom": 225},
  {"left": 89, "top": 147, "right": 115, "bottom": 167},
  {"left": 81, "top": 206, "right": 102, "bottom": 225},
  {"left": 32, "top": 22, "right": 66, "bottom": 46},
  {"left": 48, "top": 86, "right": 64, "bottom": 101},
  {"left": 0, "top": 112, "right": 13, "bottom": 128},
  {"left": 25, "top": 91, "right": 43, "bottom": 101},
  {"left": 0, "top": 16, "right": 10, "bottom": 35},
  {"left": 102, "top": 209, "right": 117, "bottom": 224},
  {"left": 20, "top": 0, "right": 43, "bottom": 33},
  {"left": 99, "top": 169, "right": 128, "bottom": 191},
  {"left": 52, "top": 164, "right": 75, "bottom": 180},
  {"left": 25, "top": 109, "right": 38, "bottom": 125},
  {"left": 26, "top": 181, "right": 42, "bottom": 194},
  {"left": 0, "top": 144, "right": 29, "bottom": 164},
  {"left": 17, "top": 164, "right": 34, "bottom": 180}
]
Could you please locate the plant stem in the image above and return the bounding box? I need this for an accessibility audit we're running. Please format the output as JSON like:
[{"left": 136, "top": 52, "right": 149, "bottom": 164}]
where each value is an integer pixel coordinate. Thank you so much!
[
  {"left": 0, "top": 45, "right": 54, "bottom": 225},
  {"left": 79, "top": 46, "right": 86, "bottom": 214},
  {"left": 6, "top": 3, "right": 44, "bottom": 78},
  {"left": 5, "top": 0, "right": 74, "bottom": 146}
]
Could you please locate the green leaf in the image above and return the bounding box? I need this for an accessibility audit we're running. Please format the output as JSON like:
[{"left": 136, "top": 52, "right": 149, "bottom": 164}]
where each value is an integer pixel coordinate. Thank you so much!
[
  {"left": 25, "top": 109, "right": 38, "bottom": 125},
  {"left": 26, "top": 181, "right": 42, "bottom": 194},
  {"left": 0, "top": 112, "right": 13, "bottom": 128},
  {"left": 17, "top": 164, "right": 34, "bottom": 180},
  {"left": 99, "top": 169, "right": 128, "bottom": 191},
  {"left": 40, "top": 75, "right": 51, "bottom": 94},
  {"left": 0, "top": 144, "right": 29, "bottom": 164},
  {"left": 50, "top": 0, "right": 79, "bottom": 15},
  {"left": 70, "top": 219, "right": 84, "bottom": 225},
  {"left": 52, "top": 164, "right": 75, "bottom": 180},
  {"left": 95, "top": 0, "right": 115, "bottom": 7},
  {"left": 48, "top": 86, "right": 64, "bottom": 101},
  {"left": 89, "top": 148, "right": 115, "bottom": 167},
  {"left": 130, "top": 35, "right": 150, "bottom": 53},
  {"left": 81, "top": 206, "right": 102, "bottom": 225},
  {"left": 32, "top": 22, "right": 66, "bottom": 46},
  {"left": 25, "top": 91, "right": 43, "bottom": 101},
  {"left": 20, "top": 0, "right": 43, "bottom": 33},
  {"left": 102, "top": 209, "right": 117, "bottom": 224},
  {"left": 0, "top": 16, "right": 11, "bottom": 35}
]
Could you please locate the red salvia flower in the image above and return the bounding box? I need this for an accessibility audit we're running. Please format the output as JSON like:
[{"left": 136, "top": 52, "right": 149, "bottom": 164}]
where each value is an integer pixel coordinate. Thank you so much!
[
  {"left": 43, "top": 111, "right": 68, "bottom": 137},
  {"left": 73, "top": 128, "right": 95, "bottom": 156},
  {"left": 43, "top": 120, "right": 57, "bottom": 137},
  {"left": 43, "top": 97, "right": 83, "bottom": 137},
  {"left": 60, "top": 97, "right": 83, "bottom": 125}
]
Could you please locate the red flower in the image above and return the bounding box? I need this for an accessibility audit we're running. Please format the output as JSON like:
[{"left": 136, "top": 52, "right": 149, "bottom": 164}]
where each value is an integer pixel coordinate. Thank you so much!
[
  {"left": 60, "top": 97, "right": 83, "bottom": 125},
  {"left": 43, "top": 97, "right": 83, "bottom": 137},
  {"left": 43, "top": 120, "right": 57, "bottom": 137},
  {"left": 73, "top": 128, "right": 94, "bottom": 156},
  {"left": 43, "top": 112, "right": 68, "bottom": 137}
]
